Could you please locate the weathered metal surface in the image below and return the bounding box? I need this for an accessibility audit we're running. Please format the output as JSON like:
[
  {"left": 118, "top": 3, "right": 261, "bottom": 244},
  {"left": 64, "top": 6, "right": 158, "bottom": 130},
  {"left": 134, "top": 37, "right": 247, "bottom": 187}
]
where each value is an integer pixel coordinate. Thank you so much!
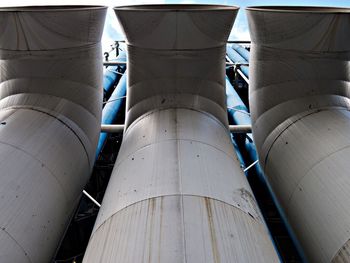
[
  {"left": 247, "top": 6, "right": 350, "bottom": 263},
  {"left": 83, "top": 5, "right": 279, "bottom": 263},
  {"left": 84, "top": 195, "right": 276, "bottom": 262},
  {"left": 85, "top": 109, "right": 278, "bottom": 263},
  {"left": 0, "top": 6, "right": 106, "bottom": 262}
]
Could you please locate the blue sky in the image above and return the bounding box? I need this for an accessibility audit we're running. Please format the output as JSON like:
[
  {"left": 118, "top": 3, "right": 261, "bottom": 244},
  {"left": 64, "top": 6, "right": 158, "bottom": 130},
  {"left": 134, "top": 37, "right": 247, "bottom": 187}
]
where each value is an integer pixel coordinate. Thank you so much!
[{"left": 103, "top": 0, "right": 350, "bottom": 51}]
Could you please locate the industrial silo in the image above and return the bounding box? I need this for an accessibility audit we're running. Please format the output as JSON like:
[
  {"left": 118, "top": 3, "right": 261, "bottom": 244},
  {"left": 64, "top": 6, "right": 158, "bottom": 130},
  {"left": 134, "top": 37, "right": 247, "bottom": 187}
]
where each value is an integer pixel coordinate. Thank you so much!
[
  {"left": 83, "top": 5, "right": 279, "bottom": 263},
  {"left": 0, "top": 6, "right": 106, "bottom": 262},
  {"left": 247, "top": 6, "right": 350, "bottom": 262}
]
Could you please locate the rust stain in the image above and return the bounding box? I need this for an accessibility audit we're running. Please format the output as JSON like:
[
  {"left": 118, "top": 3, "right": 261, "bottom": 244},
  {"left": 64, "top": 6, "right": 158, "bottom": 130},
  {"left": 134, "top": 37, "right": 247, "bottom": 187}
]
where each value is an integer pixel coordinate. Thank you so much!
[
  {"left": 332, "top": 239, "right": 350, "bottom": 263},
  {"left": 237, "top": 188, "right": 263, "bottom": 222},
  {"left": 204, "top": 197, "right": 220, "bottom": 263},
  {"left": 148, "top": 198, "right": 156, "bottom": 263}
]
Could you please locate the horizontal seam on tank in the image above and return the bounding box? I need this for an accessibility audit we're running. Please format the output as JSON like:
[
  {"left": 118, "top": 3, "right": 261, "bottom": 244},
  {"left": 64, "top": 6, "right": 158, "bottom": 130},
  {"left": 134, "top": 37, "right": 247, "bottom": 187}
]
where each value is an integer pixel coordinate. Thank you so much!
[
  {"left": 0, "top": 42, "right": 101, "bottom": 53},
  {"left": 0, "top": 106, "right": 91, "bottom": 168},
  {"left": 0, "top": 224, "right": 33, "bottom": 263},
  {"left": 128, "top": 89, "right": 226, "bottom": 107},
  {"left": 331, "top": 237, "right": 350, "bottom": 262},
  {"left": 287, "top": 144, "right": 350, "bottom": 214},
  {"left": 256, "top": 45, "right": 350, "bottom": 55},
  {"left": 91, "top": 193, "right": 262, "bottom": 237},
  {"left": 126, "top": 44, "right": 226, "bottom": 52},
  {"left": 0, "top": 86, "right": 98, "bottom": 119},
  {"left": 251, "top": 86, "right": 350, "bottom": 123},
  {"left": 125, "top": 107, "right": 228, "bottom": 135},
  {"left": 114, "top": 138, "right": 236, "bottom": 167},
  {"left": 0, "top": 77, "right": 100, "bottom": 93},
  {"left": 263, "top": 108, "right": 340, "bottom": 168},
  {"left": 0, "top": 140, "right": 70, "bottom": 205},
  {"left": 252, "top": 79, "right": 350, "bottom": 95}
]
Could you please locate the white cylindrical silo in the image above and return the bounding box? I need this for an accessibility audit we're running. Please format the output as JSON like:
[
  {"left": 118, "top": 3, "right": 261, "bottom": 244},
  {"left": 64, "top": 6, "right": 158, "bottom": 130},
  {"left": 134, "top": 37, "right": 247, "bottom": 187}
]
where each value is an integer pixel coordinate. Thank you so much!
[
  {"left": 83, "top": 5, "right": 279, "bottom": 263},
  {"left": 247, "top": 6, "right": 350, "bottom": 262},
  {"left": 0, "top": 6, "right": 106, "bottom": 262}
]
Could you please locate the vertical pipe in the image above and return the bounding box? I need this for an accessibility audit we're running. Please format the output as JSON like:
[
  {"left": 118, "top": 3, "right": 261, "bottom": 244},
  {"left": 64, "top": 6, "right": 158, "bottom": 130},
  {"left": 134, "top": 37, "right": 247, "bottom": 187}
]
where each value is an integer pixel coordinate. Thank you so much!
[
  {"left": 83, "top": 4, "right": 279, "bottom": 263},
  {"left": 226, "top": 77, "right": 251, "bottom": 125},
  {"left": 226, "top": 76, "right": 305, "bottom": 261},
  {"left": 247, "top": 6, "right": 350, "bottom": 262},
  {"left": 0, "top": 6, "right": 106, "bottom": 262}
]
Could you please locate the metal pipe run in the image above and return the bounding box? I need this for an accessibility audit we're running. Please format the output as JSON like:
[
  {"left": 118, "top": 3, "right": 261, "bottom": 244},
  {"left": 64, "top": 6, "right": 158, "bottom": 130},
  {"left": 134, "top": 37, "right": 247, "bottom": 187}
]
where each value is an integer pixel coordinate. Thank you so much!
[
  {"left": 103, "top": 61, "right": 127, "bottom": 66},
  {"left": 82, "top": 190, "right": 101, "bottom": 208},
  {"left": 227, "top": 45, "right": 249, "bottom": 79},
  {"left": 237, "top": 69, "right": 249, "bottom": 84},
  {"left": 83, "top": 4, "right": 279, "bottom": 263},
  {"left": 226, "top": 75, "right": 305, "bottom": 260},
  {"left": 227, "top": 40, "right": 251, "bottom": 44},
  {"left": 247, "top": 6, "right": 350, "bottom": 263},
  {"left": 96, "top": 64, "right": 127, "bottom": 158},
  {"left": 231, "top": 43, "right": 250, "bottom": 62},
  {"left": 102, "top": 52, "right": 126, "bottom": 95},
  {"left": 106, "top": 61, "right": 240, "bottom": 66},
  {"left": 0, "top": 6, "right": 106, "bottom": 262}
]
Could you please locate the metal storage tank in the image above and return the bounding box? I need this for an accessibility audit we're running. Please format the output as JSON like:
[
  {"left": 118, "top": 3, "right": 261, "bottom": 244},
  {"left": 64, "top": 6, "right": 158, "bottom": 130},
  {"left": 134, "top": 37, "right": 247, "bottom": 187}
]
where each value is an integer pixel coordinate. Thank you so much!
[
  {"left": 247, "top": 6, "right": 350, "bottom": 263},
  {"left": 83, "top": 5, "right": 279, "bottom": 263},
  {"left": 0, "top": 6, "right": 106, "bottom": 262}
]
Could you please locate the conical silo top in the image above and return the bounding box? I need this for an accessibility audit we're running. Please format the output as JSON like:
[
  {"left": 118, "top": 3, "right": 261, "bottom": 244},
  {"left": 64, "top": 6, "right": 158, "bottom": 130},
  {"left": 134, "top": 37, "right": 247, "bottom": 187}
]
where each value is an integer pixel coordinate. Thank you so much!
[
  {"left": 0, "top": 5, "right": 107, "bottom": 50},
  {"left": 246, "top": 5, "right": 350, "bottom": 51},
  {"left": 114, "top": 4, "right": 238, "bottom": 49}
]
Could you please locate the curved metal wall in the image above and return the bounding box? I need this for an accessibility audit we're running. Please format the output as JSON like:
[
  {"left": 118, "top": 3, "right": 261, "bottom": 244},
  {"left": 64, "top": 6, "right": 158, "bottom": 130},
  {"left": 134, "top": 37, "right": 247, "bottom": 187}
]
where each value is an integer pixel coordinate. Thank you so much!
[
  {"left": 83, "top": 5, "right": 279, "bottom": 262},
  {"left": 0, "top": 6, "right": 106, "bottom": 262},
  {"left": 247, "top": 6, "right": 350, "bottom": 262}
]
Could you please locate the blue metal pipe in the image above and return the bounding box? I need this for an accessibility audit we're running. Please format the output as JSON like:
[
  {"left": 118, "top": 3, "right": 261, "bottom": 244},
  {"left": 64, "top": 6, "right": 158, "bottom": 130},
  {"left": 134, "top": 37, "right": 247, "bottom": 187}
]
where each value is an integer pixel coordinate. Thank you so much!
[
  {"left": 230, "top": 133, "right": 246, "bottom": 171},
  {"left": 226, "top": 46, "right": 249, "bottom": 78},
  {"left": 226, "top": 77, "right": 307, "bottom": 262},
  {"left": 103, "top": 52, "right": 127, "bottom": 96},
  {"left": 226, "top": 79, "right": 281, "bottom": 260},
  {"left": 231, "top": 43, "right": 250, "bottom": 62},
  {"left": 96, "top": 73, "right": 127, "bottom": 159},
  {"left": 226, "top": 76, "right": 250, "bottom": 125},
  {"left": 238, "top": 65, "right": 249, "bottom": 78}
]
